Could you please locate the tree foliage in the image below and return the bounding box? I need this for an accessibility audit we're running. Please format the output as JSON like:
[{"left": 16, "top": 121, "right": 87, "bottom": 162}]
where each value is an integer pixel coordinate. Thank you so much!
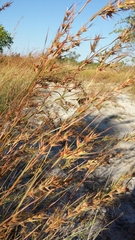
[
  {"left": 112, "top": 5, "right": 135, "bottom": 62},
  {"left": 114, "top": 8, "right": 135, "bottom": 41},
  {"left": 59, "top": 51, "right": 81, "bottom": 64},
  {"left": 0, "top": 24, "right": 13, "bottom": 53}
]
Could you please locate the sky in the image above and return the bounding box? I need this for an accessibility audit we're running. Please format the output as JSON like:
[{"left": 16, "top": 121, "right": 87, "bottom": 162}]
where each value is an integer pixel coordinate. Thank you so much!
[{"left": 0, "top": 0, "right": 130, "bottom": 60}]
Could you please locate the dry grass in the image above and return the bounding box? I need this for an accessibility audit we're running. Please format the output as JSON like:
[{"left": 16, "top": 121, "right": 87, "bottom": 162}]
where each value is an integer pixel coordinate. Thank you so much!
[
  {"left": 0, "top": 0, "right": 135, "bottom": 239},
  {"left": 78, "top": 65, "right": 135, "bottom": 97},
  {"left": 0, "top": 55, "right": 35, "bottom": 114}
]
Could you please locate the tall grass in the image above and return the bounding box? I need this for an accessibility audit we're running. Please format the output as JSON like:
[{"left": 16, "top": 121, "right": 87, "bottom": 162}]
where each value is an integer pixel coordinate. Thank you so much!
[{"left": 0, "top": 0, "right": 135, "bottom": 239}]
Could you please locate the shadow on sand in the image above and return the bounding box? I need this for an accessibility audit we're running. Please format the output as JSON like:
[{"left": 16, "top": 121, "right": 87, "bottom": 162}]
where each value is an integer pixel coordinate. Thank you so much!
[{"left": 1, "top": 110, "right": 135, "bottom": 240}]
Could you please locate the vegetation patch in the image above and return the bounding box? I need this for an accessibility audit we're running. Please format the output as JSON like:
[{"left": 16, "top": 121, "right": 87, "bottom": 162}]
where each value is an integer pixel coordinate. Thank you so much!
[{"left": 0, "top": 1, "right": 135, "bottom": 239}]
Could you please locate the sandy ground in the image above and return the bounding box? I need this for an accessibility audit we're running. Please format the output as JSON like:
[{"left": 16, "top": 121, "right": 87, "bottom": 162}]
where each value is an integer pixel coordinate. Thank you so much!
[
  {"left": 84, "top": 92, "right": 135, "bottom": 240},
  {"left": 1, "top": 81, "right": 135, "bottom": 239},
  {"left": 22, "top": 83, "right": 135, "bottom": 239}
]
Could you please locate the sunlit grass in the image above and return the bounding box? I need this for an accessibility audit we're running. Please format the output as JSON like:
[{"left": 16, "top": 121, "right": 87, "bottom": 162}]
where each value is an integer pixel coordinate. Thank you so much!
[
  {"left": 0, "top": 0, "right": 135, "bottom": 239},
  {"left": 0, "top": 55, "right": 35, "bottom": 114}
]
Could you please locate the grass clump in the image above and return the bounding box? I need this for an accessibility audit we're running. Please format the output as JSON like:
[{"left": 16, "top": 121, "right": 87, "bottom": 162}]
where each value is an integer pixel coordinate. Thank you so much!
[{"left": 0, "top": 1, "right": 135, "bottom": 239}]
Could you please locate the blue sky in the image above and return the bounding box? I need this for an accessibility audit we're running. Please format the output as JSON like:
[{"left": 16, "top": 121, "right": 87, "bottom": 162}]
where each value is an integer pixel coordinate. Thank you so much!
[{"left": 0, "top": 0, "right": 129, "bottom": 60}]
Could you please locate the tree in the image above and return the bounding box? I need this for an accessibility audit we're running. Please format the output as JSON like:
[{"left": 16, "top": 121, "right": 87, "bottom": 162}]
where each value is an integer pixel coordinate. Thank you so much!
[
  {"left": 0, "top": 1, "right": 13, "bottom": 53},
  {"left": 59, "top": 51, "right": 81, "bottom": 64},
  {"left": 0, "top": 25, "right": 13, "bottom": 53},
  {"left": 112, "top": 5, "right": 135, "bottom": 63}
]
